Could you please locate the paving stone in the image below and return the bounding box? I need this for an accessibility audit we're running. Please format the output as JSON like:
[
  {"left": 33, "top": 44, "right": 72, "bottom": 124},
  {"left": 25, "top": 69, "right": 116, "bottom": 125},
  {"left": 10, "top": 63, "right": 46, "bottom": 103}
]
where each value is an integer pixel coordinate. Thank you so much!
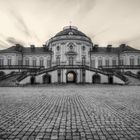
[{"left": 0, "top": 86, "right": 140, "bottom": 139}]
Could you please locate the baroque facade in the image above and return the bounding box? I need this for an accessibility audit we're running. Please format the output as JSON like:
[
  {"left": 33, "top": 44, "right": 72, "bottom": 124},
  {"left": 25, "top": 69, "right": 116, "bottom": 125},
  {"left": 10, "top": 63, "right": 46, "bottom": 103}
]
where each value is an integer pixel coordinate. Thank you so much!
[{"left": 0, "top": 26, "right": 140, "bottom": 85}]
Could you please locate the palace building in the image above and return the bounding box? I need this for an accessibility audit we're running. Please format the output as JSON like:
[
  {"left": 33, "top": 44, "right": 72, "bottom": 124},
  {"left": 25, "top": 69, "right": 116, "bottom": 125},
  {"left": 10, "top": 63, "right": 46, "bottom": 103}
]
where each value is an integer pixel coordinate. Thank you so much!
[{"left": 0, "top": 26, "right": 140, "bottom": 85}]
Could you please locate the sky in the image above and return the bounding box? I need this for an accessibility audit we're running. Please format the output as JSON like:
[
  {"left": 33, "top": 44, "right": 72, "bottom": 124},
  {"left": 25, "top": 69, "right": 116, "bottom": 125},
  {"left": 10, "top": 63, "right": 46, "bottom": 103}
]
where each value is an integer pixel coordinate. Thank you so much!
[{"left": 0, "top": 0, "right": 140, "bottom": 49}]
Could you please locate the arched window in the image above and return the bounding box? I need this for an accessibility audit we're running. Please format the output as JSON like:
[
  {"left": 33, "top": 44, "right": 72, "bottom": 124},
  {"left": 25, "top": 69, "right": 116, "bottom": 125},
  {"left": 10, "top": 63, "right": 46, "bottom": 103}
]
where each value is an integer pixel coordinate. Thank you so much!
[
  {"left": 25, "top": 57, "right": 29, "bottom": 66},
  {"left": 32, "top": 57, "right": 37, "bottom": 66},
  {"left": 82, "top": 56, "right": 86, "bottom": 65},
  {"left": 40, "top": 57, "right": 44, "bottom": 66},
  {"left": 130, "top": 56, "right": 134, "bottom": 66},
  {"left": 119, "top": 58, "right": 124, "bottom": 65},
  {"left": 98, "top": 57, "right": 102, "bottom": 67},
  {"left": 105, "top": 58, "right": 109, "bottom": 66},
  {"left": 47, "top": 58, "right": 51, "bottom": 67},
  {"left": 91, "top": 58, "right": 95, "bottom": 68},
  {"left": 56, "top": 56, "right": 60, "bottom": 65},
  {"left": 7, "top": 56, "right": 12, "bottom": 65},
  {"left": 112, "top": 58, "right": 117, "bottom": 66},
  {"left": 0, "top": 57, "right": 4, "bottom": 66},
  {"left": 69, "top": 57, "right": 74, "bottom": 65},
  {"left": 18, "top": 57, "right": 22, "bottom": 65},
  {"left": 138, "top": 57, "right": 140, "bottom": 65}
]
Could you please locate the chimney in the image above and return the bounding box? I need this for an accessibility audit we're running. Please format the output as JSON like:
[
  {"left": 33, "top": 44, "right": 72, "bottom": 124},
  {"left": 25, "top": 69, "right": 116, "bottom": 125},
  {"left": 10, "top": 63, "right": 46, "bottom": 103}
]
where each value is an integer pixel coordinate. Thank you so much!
[
  {"left": 107, "top": 45, "right": 112, "bottom": 48},
  {"left": 107, "top": 45, "right": 112, "bottom": 52},
  {"left": 94, "top": 44, "right": 98, "bottom": 48},
  {"left": 43, "top": 44, "right": 48, "bottom": 51},
  {"left": 30, "top": 45, "right": 35, "bottom": 51},
  {"left": 92, "top": 44, "right": 98, "bottom": 51},
  {"left": 15, "top": 44, "right": 23, "bottom": 52},
  {"left": 120, "top": 44, "right": 126, "bottom": 48}
]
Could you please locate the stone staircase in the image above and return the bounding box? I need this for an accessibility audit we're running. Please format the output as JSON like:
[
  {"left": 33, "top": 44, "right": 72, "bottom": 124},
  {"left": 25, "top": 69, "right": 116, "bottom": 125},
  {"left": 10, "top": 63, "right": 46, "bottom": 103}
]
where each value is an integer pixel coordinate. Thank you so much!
[
  {"left": 0, "top": 72, "right": 21, "bottom": 86},
  {"left": 124, "top": 74, "right": 140, "bottom": 85},
  {"left": 17, "top": 65, "right": 130, "bottom": 85}
]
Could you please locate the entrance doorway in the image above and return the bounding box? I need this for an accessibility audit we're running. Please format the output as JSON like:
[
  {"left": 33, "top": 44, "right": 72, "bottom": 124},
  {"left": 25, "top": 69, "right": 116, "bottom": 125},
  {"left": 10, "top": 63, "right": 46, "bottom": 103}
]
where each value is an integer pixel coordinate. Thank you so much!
[
  {"left": 66, "top": 71, "right": 76, "bottom": 83},
  {"left": 43, "top": 74, "right": 51, "bottom": 84},
  {"left": 92, "top": 74, "right": 101, "bottom": 84},
  {"left": 30, "top": 76, "right": 35, "bottom": 84},
  {"left": 108, "top": 76, "right": 113, "bottom": 84}
]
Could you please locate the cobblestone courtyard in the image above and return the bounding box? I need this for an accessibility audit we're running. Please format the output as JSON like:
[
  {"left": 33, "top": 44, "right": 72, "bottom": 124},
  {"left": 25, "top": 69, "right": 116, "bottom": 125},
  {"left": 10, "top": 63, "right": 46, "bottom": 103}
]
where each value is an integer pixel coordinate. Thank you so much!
[{"left": 0, "top": 85, "right": 140, "bottom": 140}]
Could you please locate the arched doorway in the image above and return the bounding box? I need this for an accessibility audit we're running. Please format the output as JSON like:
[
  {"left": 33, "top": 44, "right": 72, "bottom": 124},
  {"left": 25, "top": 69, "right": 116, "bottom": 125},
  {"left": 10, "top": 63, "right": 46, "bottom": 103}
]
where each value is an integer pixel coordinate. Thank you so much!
[
  {"left": 92, "top": 74, "right": 101, "bottom": 84},
  {"left": 137, "top": 71, "right": 140, "bottom": 78},
  {"left": 43, "top": 74, "right": 51, "bottom": 84},
  {"left": 30, "top": 76, "right": 35, "bottom": 85},
  {"left": 0, "top": 71, "right": 5, "bottom": 77},
  {"left": 108, "top": 76, "right": 113, "bottom": 84},
  {"left": 66, "top": 71, "right": 77, "bottom": 83}
]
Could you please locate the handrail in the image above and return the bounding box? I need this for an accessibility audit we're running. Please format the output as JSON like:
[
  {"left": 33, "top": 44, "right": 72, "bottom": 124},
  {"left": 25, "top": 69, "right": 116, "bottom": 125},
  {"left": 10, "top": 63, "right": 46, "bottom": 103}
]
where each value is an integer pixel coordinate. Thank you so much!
[
  {"left": 99, "top": 65, "right": 140, "bottom": 69},
  {"left": 35, "top": 65, "right": 112, "bottom": 76},
  {"left": 0, "top": 72, "right": 20, "bottom": 81},
  {"left": 125, "top": 71, "right": 140, "bottom": 79},
  {"left": 0, "top": 65, "right": 44, "bottom": 70},
  {"left": 14, "top": 64, "right": 130, "bottom": 84}
]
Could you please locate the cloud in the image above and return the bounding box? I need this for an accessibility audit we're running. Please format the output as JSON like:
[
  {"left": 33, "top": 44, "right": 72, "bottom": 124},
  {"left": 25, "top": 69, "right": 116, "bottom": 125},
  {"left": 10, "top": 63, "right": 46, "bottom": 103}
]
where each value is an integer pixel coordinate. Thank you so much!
[
  {"left": 9, "top": 9, "right": 31, "bottom": 37},
  {"left": 0, "top": 0, "right": 140, "bottom": 49},
  {"left": 0, "top": 34, "right": 10, "bottom": 48},
  {"left": 76, "top": 0, "right": 96, "bottom": 14},
  {"left": 0, "top": 40, "right": 10, "bottom": 48},
  {"left": 6, "top": 37, "right": 25, "bottom": 45}
]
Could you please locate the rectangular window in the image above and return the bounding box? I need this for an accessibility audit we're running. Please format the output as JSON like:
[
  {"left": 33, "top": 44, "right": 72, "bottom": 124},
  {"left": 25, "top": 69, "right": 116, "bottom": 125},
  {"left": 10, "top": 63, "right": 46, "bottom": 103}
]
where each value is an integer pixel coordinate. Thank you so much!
[
  {"left": 105, "top": 59, "right": 109, "bottom": 66},
  {"left": 8, "top": 59, "right": 12, "bottom": 65},
  {"left": 0, "top": 59, "right": 4, "bottom": 66},
  {"left": 33, "top": 60, "right": 36, "bottom": 66},
  {"left": 40, "top": 60, "right": 44, "bottom": 66},
  {"left": 69, "top": 57, "right": 73, "bottom": 65},
  {"left": 91, "top": 59, "right": 95, "bottom": 68},
  {"left": 138, "top": 57, "right": 140, "bottom": 65},
  {"left": 130, "top": 58, "right": 134, "bottom": 66},
  {"left": 47, "top": 60, "right": 51, "bottom": 67},
  {"left": 56, "top": 57, "right": 60, "bottom": 65},
  {"left": 112, "top": 59, "right": 116, "bottom": 66},
  {"left": 98, "top": 59, "right": 102, "bottom": 67},
  {"left": 119, "top": 59, "right": 123, "bottom": 65},
  {"left": 25, "top": 60, "right": 29, "bottom": 66},
  {"left": 18, "top": 60, "right": 22, "bottom": 65},
  {"left": 82, "top": 56, "right": 86, "bottom": 65}
]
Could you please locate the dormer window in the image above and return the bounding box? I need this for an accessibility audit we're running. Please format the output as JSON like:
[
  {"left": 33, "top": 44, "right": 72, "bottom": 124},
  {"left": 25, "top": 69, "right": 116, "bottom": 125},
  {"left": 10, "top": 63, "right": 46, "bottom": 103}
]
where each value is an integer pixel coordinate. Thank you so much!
[{"left": 68, "top": 32, "right": 73, "bottom": 35}]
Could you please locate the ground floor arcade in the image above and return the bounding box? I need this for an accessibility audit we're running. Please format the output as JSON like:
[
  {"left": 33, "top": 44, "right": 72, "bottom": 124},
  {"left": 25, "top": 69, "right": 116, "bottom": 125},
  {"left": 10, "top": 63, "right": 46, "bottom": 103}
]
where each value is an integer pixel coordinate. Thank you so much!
[{"left": 25, "top": 69, "right": 122, "bottom": 85}]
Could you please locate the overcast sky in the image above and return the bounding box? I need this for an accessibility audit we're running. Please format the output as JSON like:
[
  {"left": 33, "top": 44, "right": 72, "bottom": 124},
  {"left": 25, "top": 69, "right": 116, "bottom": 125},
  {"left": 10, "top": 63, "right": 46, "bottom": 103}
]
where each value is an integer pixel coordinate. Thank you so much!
[{"left": 0, "top": 0, "right": 140, "bottom": 49}]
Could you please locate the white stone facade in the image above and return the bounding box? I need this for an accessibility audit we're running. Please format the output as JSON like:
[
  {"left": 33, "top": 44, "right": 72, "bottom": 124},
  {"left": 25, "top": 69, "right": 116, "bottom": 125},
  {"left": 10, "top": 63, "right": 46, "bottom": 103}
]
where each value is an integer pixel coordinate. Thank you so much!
[{"left": 0, "top": 26, "right": 140, "bottom": 84}]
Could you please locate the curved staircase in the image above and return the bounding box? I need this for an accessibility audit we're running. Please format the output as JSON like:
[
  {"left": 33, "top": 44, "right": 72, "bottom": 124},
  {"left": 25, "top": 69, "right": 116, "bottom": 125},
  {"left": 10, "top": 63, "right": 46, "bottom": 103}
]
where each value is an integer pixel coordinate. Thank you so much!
[
  {"left": 124, "top": 72, "right": 140, "bottom": 85},
  {"left": 0, "top": 65, "right": 136, "bottom": 86},
  {"left": 0, "top": 72, "right": 21, "bottom": 86},
  {"left": 16, "top": 65, "right": 131, "bottom": 85}
]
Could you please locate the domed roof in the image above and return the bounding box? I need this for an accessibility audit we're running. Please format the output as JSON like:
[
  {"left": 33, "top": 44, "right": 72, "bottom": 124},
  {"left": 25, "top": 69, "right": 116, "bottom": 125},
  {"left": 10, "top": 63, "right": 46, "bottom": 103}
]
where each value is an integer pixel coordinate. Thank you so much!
[{"left": 55, "top": 26, "right": 88, "bottom": 38}]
